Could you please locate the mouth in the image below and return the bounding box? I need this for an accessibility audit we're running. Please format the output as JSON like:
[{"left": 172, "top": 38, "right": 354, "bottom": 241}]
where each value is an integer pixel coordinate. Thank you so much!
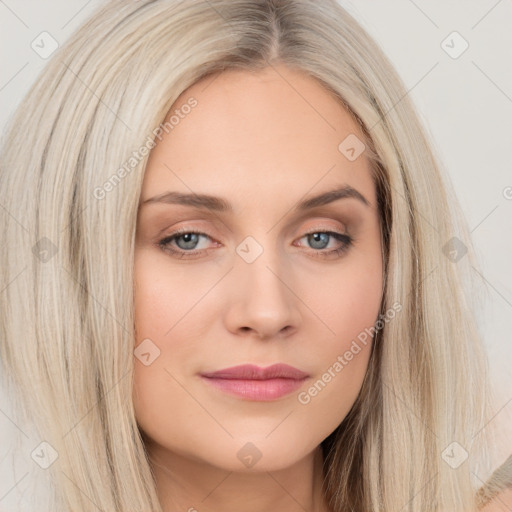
[{"left": 199, "top": 363, "right": 310, "bottom": 401}]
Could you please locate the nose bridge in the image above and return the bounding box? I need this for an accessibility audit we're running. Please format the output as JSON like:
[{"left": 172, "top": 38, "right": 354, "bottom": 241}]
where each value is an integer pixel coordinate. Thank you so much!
[
  {"left": 235, "top": 233, "right": 287, "bottom": 299},
  {"left": 224, "top": 232, "right": 301, "bottom": 337}
]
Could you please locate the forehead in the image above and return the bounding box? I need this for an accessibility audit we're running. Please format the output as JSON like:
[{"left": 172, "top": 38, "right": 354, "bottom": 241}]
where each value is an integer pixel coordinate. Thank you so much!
[{"left": 140, "top": 65, "right": 376, "bottom": 209}]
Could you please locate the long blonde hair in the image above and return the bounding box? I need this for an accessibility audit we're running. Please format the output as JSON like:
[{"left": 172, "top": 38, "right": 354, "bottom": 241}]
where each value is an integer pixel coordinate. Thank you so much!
[{"left": 0, "top": 0, "right": 493, "bottom": 510}]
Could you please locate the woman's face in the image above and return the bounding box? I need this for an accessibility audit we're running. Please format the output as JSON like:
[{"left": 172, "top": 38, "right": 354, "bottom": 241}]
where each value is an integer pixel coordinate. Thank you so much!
[{"left": 133, "top": 64, "right": 383, "bottom": 472}]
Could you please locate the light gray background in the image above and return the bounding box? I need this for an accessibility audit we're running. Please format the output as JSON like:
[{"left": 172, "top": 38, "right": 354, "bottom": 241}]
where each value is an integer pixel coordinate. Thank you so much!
[{"left": 1, "top": 1, "right": 511, "bottom": 509}]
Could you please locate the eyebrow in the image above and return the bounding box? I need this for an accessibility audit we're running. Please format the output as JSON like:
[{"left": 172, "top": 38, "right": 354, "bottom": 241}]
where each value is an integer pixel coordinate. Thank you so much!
[{"left": 140, "top": 185, "right": 370, "bottom": 212}]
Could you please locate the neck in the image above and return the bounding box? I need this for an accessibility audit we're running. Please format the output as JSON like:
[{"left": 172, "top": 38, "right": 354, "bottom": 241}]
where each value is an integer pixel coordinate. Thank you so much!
[{"left": 147, "top": 442, "right": 330, "bottom": 512}]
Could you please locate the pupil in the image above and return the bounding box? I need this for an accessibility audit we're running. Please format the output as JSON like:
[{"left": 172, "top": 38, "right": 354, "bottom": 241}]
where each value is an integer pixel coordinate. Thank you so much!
[
  {"left": 178, "top": 233, "right": 198, "bottom": 249},
  {"left": 309, "top": 233, "right": 329, "bottom": 249}
]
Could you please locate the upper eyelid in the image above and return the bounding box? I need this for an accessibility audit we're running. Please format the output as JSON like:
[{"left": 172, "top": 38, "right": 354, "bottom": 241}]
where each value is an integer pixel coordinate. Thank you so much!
[
  {"left": 165, "top": 223, "right": 348, "bottom": 237},
  {"left": 162, "top": 215, "right": 350, "bottom": 236},
  {"left": 145, "top": 203, "right": 356, "bottom": 236}
]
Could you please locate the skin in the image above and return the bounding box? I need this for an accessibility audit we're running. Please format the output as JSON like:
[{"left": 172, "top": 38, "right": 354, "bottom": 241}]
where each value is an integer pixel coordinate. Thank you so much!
[
  {"left": 481, "top": 489, "right": 512, "bottom": 511},
  {"left": 133, "top": 64, "right": 383, "bottom": 512}
]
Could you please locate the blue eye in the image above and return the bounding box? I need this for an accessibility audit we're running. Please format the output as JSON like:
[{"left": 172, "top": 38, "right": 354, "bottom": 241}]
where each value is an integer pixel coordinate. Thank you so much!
[
  {"left": 171, "top": 232, "right": 203, "bottom": 251},
  {"left": 158, "top": 229, "right": 353, "bottom": 259},
  {"left": 297, "top": 231, "right": 353, "bottom": 258},
  {"left": 158, "top": 230, "right": 212, "bottom": 258}
]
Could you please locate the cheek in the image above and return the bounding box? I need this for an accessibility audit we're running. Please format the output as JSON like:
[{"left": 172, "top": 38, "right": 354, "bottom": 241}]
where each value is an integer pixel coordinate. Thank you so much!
[
  {"left": 293, "top": 264, "right": 381, "bottom": 417},
  {"left": 297, "top": 242, "right": 383, "bottom": 357},
  {"left": 133, "top": 247, "right": 195, "bottom": 338},
  {"left": 132, "top": 248, "right": 209, "bottom": 434},
  {"left": 291, "top": 240, "right": 382, "bottom": 416},
  {"left": 328, "top": 264, "right": 382, "bottom": 343}
]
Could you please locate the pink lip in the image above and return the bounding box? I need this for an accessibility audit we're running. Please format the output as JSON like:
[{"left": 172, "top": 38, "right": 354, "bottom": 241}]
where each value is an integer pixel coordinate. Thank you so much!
[{"left": 200, "top": 364, "right": 309, "bottom": 401}]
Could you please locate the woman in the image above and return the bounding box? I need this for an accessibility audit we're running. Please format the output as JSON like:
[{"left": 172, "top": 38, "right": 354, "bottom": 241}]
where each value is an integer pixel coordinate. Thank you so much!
[{"left": 0, "top": 0, "right": 508, "bottom": 510}]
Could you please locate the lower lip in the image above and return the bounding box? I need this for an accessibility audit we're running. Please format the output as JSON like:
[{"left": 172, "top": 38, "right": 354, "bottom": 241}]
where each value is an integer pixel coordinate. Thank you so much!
[{"left": 200, "top": 376, "right": 307, "bottom": 401}]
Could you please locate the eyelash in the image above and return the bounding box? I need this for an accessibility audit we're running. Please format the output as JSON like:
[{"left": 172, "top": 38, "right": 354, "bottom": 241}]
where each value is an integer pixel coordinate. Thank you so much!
[{"left": 157, "top": 227, "right": 353, "bottom": 260}]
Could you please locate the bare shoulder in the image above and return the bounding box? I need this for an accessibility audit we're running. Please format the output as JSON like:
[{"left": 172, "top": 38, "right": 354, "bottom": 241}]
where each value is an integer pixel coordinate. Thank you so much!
[
  {"left": 479, "top": 488, "right": 512, "bottom": 511},
  {"left": 477, "top": 455, "right": 512, "bottom": 511}
]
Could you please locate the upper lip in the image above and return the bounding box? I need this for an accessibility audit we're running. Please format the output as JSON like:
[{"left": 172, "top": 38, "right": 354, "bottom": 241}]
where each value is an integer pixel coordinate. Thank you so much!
[{"left": 200, "top": 363, "right": 309, "bottom": 380}]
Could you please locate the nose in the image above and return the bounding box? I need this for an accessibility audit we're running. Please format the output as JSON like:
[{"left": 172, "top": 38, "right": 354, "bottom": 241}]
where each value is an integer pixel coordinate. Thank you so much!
[{"left": 223, "top": 242, "right": 302, "bottom": 340}]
